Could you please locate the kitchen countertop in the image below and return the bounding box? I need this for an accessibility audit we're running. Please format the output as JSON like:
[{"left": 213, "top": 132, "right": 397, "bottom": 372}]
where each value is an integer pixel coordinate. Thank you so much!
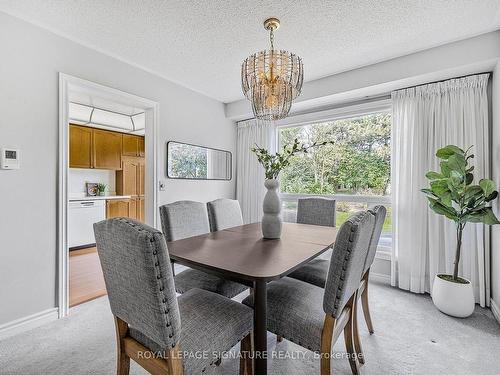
[{"left": 69, "top": 195, "right": 132, "bottom": 202}]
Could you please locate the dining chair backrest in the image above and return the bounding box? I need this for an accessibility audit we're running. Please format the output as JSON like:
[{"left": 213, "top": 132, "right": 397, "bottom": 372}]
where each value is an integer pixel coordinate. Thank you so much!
[
  {"left": 323, "top": 210, "right": 375, "bottom": 318},
  {"left": 363, "top": 205, "right": 387, "bottom": 274},
  {"left": 94, "top": 218, "right": 181, "bottom": 349},
  {"left": 207, "top": 198, "right": 244, "bottom": 231},
  {"left": 159, "top": 200, "right": 210, "bottom": 241},
  {"left": 296, "top": 197, "right": 336, "bottom": 227}
]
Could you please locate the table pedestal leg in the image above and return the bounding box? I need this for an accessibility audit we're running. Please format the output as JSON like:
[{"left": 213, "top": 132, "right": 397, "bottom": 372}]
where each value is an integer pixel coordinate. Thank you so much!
[{"left": 254, "top": 280, "right": 267, "bottom": 375}]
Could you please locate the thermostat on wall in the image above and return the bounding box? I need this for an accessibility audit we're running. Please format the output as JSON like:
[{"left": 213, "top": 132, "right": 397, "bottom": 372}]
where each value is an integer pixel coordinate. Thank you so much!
[{"left": 1, "top": 148, "right": 20, "bottom": 169}]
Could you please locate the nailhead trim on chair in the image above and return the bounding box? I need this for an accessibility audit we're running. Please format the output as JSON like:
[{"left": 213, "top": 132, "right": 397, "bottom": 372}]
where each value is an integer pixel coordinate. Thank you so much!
[
  {"left": 332, "top": 213, "right": 365, "bottom": 313},
  {"left": 113, "top": 218, "right": 251, "bottom": 374},
  {"left": 116, "top": 218, "right": 177, "bottom": 348}
]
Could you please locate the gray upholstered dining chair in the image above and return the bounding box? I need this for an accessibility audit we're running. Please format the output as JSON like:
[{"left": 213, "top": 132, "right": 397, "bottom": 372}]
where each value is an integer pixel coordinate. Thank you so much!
[
  {"left": 288, "top": 205, "right": 387, "bottom": 356},
  {"left": 296, "top": 197, "right": 336, "bottom": 227},
  {"left": 274, "top": 196, "right": 337, "bottom": 343},
  {"left": 94, "top": 218, "right": 253, "bottom": 375},
  {"left": 296, "top": 197, "right": 336, "bottom": 262},
  {"left": 243, "top": 211, "right": 376, "bottom": 375},
  {"left": 207, "top": 198, "right": 244, "bottom": 231},
  {"left": 159, "top": 200, "right": 247, "bottom": 298}
]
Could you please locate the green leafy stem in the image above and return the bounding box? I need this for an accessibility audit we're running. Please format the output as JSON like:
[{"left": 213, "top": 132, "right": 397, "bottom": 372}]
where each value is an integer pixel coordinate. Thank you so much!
[{"left": 251, "top": 138, "right": 334, "bottom": 180}]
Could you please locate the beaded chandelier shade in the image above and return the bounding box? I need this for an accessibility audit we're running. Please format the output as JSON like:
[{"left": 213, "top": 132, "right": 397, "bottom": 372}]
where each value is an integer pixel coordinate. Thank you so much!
[{"left": 241, "top": 18, "right": 303, "bottom": 121}]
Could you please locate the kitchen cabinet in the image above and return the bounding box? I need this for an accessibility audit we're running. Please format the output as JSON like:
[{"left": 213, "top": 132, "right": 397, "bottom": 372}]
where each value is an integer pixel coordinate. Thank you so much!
[
  {"left": 138, "top": 136, "right": 145, "bottom": 157},
  {"left": 117, "top": 158, "right": 139, "bottom": 196},
  {"left": 122, "top": 134, "right": 145, "bottom": 157},
  {"left": 116, "top": 157, "right": 144, "bottom": 196},
  {"left": 129, "top": 198, "right": 138, "bottom": 220},
  {"left": 137, "top": 197, "right": 145, "bottom": 222},
  {"left": 105, "top": 198, "right": 143, "bottom": 221},
  {"left": 122, "top": 134, "right": 139, "bottom": 156},
  {"left": 106, "top": 199, "right": 132, "bottom": 219},
  {"left": 69, "top": 125, "right": 93, "bottom": 168},
  {"left": 93, "top": 129, "right": 122, "bottom": 170},
  {"left": 69, "top": 125, "right": 123, "bottom": 170},
  {"left": 138, "top": 162, "right": 145, "bottom": 196},
  {"left": 116, "top": 156, "right": 145, "bottom": 222}
]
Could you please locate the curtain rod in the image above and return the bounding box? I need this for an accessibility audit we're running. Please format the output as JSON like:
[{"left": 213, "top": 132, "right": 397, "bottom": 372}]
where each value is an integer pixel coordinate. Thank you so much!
[
  {"left": 236, "top": 71, "right": 493, "bottom": 125},
  {"left": 397, "top": 71, "right": 492, "bottom": 92}
]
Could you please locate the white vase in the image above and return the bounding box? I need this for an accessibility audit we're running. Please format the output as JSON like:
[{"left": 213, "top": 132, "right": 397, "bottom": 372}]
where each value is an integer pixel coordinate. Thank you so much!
[
  {"left": 262, "top": 179, "right": 282, "bottom": 239},
  {"left": 432, "top": 274, "right": 474, "bottom": 318}
]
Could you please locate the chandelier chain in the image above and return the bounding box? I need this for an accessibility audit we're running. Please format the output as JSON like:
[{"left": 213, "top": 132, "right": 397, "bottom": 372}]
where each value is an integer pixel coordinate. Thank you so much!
[{"left": 270, "top": 28, "right": 275, "bottom": 50}]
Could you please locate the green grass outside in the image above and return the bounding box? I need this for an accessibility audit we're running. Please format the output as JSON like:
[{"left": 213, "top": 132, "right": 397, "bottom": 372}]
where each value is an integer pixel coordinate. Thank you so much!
[{"left": 336, "top": 209, "right": 392, "bottom": 232}]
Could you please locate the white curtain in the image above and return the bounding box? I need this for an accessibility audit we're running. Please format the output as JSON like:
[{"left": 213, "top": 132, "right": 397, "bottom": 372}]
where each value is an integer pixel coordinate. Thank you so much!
[
  {"left": 391, "top": 74, "right": 490, "bottom": 307},
  {"left": 236, "top": 118, "right": 276, "bottom": 224}
]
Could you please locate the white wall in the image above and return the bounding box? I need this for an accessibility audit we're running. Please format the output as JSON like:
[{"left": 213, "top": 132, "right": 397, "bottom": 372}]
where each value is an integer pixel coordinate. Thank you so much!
[
  {"left": 491, "top": 61, "right": 500, "bottom": 318},
  {"left": 0, "top": 12, "right": 236, "bottom": 325},
  {"left": 68, "top": 169, "right": 116, "bottom": 197}
]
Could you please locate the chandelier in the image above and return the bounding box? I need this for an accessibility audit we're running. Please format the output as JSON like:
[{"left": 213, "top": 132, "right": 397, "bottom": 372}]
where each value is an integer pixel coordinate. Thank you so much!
[{"left": 241, "top": 18, "right": 303, "bottom": 121}]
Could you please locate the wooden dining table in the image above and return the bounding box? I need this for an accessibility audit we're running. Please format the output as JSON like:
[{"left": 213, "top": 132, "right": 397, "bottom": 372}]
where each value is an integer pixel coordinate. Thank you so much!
[{"left": 167, "top": 222, "right": 338, "bottom": 375}]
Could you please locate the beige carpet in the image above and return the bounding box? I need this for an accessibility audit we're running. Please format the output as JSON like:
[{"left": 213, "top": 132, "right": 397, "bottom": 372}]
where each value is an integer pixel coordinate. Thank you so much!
[{"left": 1, "top": 279, "right": 499, "bottom": 374}]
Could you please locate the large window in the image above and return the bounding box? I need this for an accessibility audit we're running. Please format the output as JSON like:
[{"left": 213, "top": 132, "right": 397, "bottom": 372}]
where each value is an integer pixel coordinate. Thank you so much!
[{"left": 278, "top": 111, "right": 392, "bottom": 250}]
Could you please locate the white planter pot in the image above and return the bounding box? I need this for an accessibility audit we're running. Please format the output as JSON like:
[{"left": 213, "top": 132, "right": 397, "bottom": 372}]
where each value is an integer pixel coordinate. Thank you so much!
[{"left": 432, "top": 274, "right": 474, "bottom": 318}]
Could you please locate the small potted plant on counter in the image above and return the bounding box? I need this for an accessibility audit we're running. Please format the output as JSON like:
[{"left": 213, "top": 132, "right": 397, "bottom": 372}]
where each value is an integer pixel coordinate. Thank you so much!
[
  {"left": 252, "top": 138, "right": 333, "bottom": 239},
  {"left": 422, "top": 145, "right": 500, "bottom": 317},
  {"left": 97, "top": 183, "right": 107, "bottom": 197}
]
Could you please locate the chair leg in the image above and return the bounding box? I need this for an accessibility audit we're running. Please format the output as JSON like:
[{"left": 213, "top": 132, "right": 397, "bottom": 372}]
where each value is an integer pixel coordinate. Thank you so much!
[
  {"left": 239, "top": 332, "right": 254, "bottom": 375},
  {"left": 361, "top": 272, "right": 374, "bottom": 334},
  {"left": 343, "top": 310, "right": 360, "bottom": 375},
  {"left": 320, "top": 315, "right": 336, "bottom": 375},
  {"left": 352, "top": 291, "right": 365, "bottom": 365},
  {"left": 114, "top": 317, "right": 130, "bottom": 375}
]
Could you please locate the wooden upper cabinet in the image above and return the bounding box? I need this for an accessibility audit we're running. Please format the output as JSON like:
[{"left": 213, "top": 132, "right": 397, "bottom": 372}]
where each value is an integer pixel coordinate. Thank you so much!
[
  {"left": 122, "top": 134, "right": 139, "bottom": 156},
  {"left": 93, "top": 129, "right": 122, "bottom": 170},
  {"left": 122, "top": 134, "right": 145, "bottom": 157},
  {"left": 69, "top": 125, "right": 92, "bottom": 168},
  {"left": 138, "top": 137, "right": 145, "bottom": 157}
]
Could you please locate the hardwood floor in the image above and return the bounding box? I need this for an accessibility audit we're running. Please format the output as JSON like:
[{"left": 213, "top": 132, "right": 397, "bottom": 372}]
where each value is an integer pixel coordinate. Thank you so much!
[{"left": 69, "top": 247, "right": 107, "bottom": 307}]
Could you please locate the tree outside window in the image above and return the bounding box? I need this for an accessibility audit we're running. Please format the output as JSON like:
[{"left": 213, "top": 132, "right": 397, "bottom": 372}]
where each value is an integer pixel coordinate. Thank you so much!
[{"left": 279, "top": 113, "right": 392, "bottom": 233}]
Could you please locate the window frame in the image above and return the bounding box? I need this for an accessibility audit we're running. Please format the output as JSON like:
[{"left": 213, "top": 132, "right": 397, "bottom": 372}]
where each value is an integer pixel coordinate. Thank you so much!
[{"left": 275, "top": 99, "right": 392, "bottom": 260}]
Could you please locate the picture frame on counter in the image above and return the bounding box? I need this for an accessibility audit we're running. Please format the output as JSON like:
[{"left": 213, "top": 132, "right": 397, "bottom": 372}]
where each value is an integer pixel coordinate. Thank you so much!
[{"left": 85, "top": 182, "right": 99, "bottom": 196}]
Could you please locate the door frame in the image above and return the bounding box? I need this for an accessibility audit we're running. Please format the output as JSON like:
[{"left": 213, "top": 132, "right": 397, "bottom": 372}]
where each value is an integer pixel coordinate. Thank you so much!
[{"left": 58, "top": 73, "right": 160, "bottom": 318}]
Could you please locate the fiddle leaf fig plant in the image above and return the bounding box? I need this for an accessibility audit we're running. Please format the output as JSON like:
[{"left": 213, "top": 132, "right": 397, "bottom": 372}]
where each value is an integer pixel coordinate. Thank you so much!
[
  {"left": 421, "top": 145, "right": 500, "bottom": 282},
  {"left": 252, "top": 138, "right": 333, "bottom": 180}
]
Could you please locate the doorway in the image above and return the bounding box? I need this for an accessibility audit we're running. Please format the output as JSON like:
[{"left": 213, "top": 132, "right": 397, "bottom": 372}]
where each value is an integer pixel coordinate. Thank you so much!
[{"left": 58, "top": 74, "right": 159, "bottom": 317}]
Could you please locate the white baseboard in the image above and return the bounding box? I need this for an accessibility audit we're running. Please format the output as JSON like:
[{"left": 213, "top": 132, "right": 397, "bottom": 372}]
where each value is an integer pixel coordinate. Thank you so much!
[
  {"left": 0, "top": 307, "right": 59, "bottom": 340},
  {"left": 369, "top": 272, "right": 391, "bottom": 284},
  {"left": 491, "top": 299, "right": 500, "bottom": 326}
]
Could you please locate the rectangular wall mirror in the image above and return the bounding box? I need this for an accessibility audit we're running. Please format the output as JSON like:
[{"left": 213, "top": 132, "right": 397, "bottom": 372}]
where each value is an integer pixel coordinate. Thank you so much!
[{"left": 167, "top": 141, "right": 232, "bottom": 180}]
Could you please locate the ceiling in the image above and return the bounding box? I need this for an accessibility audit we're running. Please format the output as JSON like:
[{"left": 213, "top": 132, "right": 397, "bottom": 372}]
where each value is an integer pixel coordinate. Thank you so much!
[{"left": 1, "top": 1, "right": 500, "bottom": 103}]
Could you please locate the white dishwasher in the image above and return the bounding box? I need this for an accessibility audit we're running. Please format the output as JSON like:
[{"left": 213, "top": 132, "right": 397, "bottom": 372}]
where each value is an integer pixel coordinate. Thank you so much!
[{"left": 68, "top": 200, "right": 106, "bottom": 248}]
